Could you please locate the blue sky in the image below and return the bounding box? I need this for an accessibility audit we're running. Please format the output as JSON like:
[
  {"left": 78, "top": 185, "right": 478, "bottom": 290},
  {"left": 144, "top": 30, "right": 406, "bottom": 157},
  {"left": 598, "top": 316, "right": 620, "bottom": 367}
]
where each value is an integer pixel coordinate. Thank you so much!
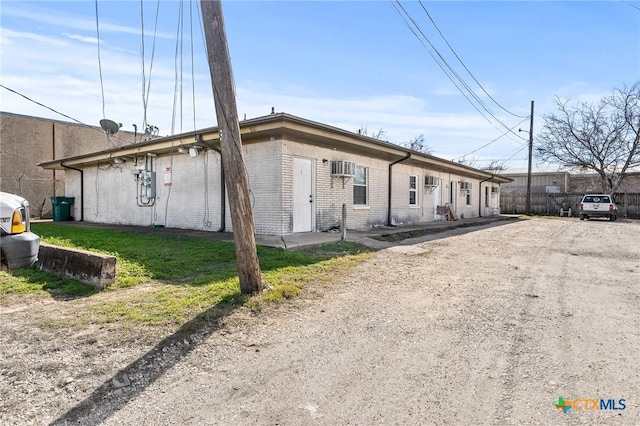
[{"left": 1, "top": 1, "right": 639, "bottom": 170}]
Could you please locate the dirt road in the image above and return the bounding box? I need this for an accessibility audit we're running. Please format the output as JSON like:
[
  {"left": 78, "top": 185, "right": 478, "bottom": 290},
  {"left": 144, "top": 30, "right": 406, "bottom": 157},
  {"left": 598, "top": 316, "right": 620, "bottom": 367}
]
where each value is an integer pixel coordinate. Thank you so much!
[{"left": 7, "top": 218, "right": 640, "bottom": 425}]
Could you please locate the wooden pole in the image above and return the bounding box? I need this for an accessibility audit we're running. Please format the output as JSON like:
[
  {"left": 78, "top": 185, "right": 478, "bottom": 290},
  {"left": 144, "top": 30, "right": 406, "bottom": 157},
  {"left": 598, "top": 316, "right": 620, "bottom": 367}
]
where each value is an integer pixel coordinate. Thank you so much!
[
  {"left": 341, "top": 203, "right": 347, "bottom": 241},
  {"left": 526, "top": 100, "right": 534, "bottom": 215},
  {"left": 200, "top": 0, "right": 262, "bottom": 294}
]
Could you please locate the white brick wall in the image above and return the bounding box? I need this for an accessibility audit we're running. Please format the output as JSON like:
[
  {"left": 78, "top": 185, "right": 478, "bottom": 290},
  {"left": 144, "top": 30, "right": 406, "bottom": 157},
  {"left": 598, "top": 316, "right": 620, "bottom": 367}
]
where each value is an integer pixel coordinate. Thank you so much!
[
  {"left": 244, "top": 141, "right": 283, "bottom": 235},
  {"left": 65, "top": 137, "right": 496, "bottom": 235}
]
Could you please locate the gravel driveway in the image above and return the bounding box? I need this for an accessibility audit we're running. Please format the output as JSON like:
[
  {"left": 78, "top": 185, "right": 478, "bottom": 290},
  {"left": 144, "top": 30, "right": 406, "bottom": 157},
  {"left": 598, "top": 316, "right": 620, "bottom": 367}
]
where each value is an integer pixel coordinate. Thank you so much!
[{"left": 7, "top": 218, "right": 640, "bottom": 425}]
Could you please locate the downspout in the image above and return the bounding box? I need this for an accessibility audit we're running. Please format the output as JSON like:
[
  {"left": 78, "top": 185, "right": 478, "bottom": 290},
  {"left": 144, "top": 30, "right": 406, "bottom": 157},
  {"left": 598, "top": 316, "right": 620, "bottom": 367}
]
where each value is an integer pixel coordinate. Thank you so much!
[
  {"left": 479, "top": 174, "right": 494, "bottom": 217},
  {"left": 52, "top": 123, "right": 56, "bottom": 196},
  {"left": 60, "top": 161, "right": 84, "bottom": 221},
  {"left": 387, "top": 152, "right": 411, "bottom": 226},
  {"left": 197, "top": 134, "right": 225, "bottom": 232}
]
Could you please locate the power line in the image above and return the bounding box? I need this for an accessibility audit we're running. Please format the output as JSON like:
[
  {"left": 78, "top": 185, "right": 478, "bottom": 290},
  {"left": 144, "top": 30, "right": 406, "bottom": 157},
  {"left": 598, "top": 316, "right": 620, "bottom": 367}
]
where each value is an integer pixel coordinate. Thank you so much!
[
  {"left": 504, "top": 141, "right": 530, "bottom": 162},
  {"left": 417, "top": 1, "right": 528, "bottom": 119},
  {"left": 2, "top": 85, "right": 91, "bottom": 126},
  {"left": 140, "top": 0, "right": 160, "bottom": 132},
  {"left": 140, "top": 0, "right": 146, "bottom": 129},
  {"left": 621, "top": 0, "right": 640, "bottom": 11},
  {"left": 190, "top": 0, "right": 198, "bottom": 133},
  {"left": 391, "top": 1, "right": 526, "bottom": 143},
  {"left": 94, "top": 0, "right": 106, "bottom": 120},
  {"left": 171, "top": 0, "right": 185, "bottom": 135},
  {"left": 466, "top": 157, "right": 528, "bottom": 162},
  {"left": 456, "top": 117, "right": 529, "bottom": 159},
  {"left": 0, "top": 84, "right": 130, "bottom": 145},
  {"left": 390, "top": 2, "right": 503, "bottom": 133}
]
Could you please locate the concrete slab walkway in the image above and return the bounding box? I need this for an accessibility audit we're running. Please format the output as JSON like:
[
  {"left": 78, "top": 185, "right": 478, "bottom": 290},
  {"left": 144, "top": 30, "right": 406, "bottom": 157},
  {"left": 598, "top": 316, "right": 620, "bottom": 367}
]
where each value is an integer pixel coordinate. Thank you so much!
[{"left": 38, "top": 215, "right": 519, "bottom": 250}]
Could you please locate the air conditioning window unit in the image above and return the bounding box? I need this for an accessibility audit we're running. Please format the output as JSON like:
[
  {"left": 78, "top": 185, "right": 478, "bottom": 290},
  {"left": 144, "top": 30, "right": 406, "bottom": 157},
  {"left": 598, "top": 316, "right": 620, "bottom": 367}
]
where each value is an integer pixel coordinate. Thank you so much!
[
  {"left": 491, "top": 187, "right": 500, "bottom": 193},
  {"left": 330, "top": 160, "right": 355, "bottom": 177},
  {"left": 424, "top": 176, "right": 440, "bottom": 187},
  {"left": 460, "top": 182, "right": 472, "bottom": 191}
]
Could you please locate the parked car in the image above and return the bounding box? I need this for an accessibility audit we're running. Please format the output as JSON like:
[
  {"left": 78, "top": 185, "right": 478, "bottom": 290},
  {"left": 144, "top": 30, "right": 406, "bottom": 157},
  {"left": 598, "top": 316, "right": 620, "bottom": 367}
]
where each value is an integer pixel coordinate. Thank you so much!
[
  {"left": 0, "top": 192, "right": 40, "bottom": 270},
  {"left": 579, "top": 194, "right": 618, "bottom": 221}
]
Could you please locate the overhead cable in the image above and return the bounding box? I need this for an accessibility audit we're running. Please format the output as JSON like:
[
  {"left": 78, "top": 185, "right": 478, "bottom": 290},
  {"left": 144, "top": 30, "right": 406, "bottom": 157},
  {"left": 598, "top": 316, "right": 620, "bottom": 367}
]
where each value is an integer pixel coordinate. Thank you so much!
[
  {"left": 190, "top": 0, "right": 197, "bottom": 133},
  {"left": 456, "top": 117, "right": 529, "bottom": 159},
  {"left": 392, "top": 1, "right": 527, "bottom": 143},
  {"left": 1, "top": 85, "right": 130, "bottom": 145},
  {"left": 140, "top": 0, "right": 161, "bottom": 131},
  {"left": 504, "top": 141, "right": 530, "bottom": 162},
  {"left": 171, "top": 0, "right": 185, "bottom": 135},
  {"left": 621, "top": 0, "right": 640, "bottom": 11},
  {"left": 391, "top": 2, "right": 506, "bottom": 135},
  {"left": 94, "top": 0, "right": 106, "bottom": 120},
  {"left": 417, "top": 0, "right": 528, "bottom": 119}
]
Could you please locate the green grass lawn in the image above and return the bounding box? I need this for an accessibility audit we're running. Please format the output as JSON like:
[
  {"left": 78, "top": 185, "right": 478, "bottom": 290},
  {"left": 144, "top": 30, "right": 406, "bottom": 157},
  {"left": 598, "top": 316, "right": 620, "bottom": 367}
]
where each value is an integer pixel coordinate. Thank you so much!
[{"left": 0, "top": 224, "right": 371, "bottom": 327}]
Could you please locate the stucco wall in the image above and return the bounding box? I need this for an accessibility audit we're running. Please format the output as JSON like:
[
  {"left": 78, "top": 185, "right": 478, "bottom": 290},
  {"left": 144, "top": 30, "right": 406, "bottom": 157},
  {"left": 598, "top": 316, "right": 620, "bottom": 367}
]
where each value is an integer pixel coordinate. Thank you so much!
[{"left": 0, "top": 113, "right": 135, "bottom": 218}]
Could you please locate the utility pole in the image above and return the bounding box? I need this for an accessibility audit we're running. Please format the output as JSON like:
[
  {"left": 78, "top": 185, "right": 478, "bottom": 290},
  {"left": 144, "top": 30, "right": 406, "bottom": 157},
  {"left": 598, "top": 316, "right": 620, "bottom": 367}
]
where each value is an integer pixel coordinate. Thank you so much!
[
  {"left": 519, "top": 101, "right": 535, "bottom": 215},
  {"left": 526, "top": 100, "right": 534, "bottom": 215},
  {"left": 200, "top": 0, "right": 262, "bottom": 294}
]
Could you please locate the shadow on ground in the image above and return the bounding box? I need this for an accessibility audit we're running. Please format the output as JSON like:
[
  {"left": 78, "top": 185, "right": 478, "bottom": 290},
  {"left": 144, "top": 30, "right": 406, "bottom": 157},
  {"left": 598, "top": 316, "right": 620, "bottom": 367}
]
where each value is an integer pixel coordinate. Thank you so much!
[
  {"left": 48, "top": 217, "right": 518, "bottom": 424},
  {"left": 50, "top": 293, "right": 242, "bottom": 425}
]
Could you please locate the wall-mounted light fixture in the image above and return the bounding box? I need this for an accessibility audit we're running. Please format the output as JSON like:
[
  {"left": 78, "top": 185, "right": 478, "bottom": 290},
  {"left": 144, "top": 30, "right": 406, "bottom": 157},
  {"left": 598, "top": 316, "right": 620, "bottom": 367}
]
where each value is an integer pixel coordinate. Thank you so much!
[
  {"left": 177, "top": 146, "right": 189, "bottom": 154},
  {"left": 322, "top": 159, "right": 328, "bottom": 164},
  {"left": 112, "top": 158, "right": 125, "bottom": 164},
  {"left": 189, "top": 146, "right": 203, "bottom": 158}
]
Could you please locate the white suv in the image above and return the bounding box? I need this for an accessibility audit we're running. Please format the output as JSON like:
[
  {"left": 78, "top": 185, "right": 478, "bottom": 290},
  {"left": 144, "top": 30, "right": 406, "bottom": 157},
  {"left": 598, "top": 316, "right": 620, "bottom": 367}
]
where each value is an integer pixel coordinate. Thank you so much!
[{"left": 579, "top": 194, "right": 618, "bottom": 221}]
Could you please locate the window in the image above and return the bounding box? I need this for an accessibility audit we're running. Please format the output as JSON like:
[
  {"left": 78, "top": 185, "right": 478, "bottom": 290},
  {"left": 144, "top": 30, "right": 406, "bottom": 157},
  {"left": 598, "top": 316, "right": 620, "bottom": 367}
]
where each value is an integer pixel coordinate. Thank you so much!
[
  {"left": 353, "top": 165, "right": 368, "bottom": 206},
  {"left": 485, "top": 186, "right": 489, "bottom": 207},
  {"left": 465, "top": 190, "right": 472, "bottom": 206},
  {"left": 409, "top": 175, "right": 418, "bottom": 206},
  {"left": 583, "top": 195, "right": 610, "bottom": 203}
]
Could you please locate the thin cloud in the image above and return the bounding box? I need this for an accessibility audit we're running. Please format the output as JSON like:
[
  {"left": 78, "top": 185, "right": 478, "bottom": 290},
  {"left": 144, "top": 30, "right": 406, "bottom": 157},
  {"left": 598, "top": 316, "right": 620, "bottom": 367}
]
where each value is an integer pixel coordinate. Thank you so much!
[
  {"left": 1, "top": 29, "right": 68, "bottom": 47},
  {"left": 2, "top": 3, "right": 175, "bottom": 40},
  {"left": 66, "top": 34, "right": 100, "bottom": 44}
]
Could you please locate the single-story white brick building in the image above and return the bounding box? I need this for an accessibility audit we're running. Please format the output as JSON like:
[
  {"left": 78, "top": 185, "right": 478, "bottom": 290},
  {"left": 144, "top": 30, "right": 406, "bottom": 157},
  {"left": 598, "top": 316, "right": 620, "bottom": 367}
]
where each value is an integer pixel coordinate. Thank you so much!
[{"left": 39, "top": 113, "right": 511, "bottom": 236}]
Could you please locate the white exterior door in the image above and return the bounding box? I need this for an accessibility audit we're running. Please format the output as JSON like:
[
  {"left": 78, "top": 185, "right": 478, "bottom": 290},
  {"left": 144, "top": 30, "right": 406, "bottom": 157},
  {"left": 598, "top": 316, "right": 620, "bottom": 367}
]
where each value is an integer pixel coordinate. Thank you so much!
[
  {"left": 293, "top": 157, "right": 313, "bottom": 232},
  {"left": 450, "top": 181, "right": 458, "bottom": 211}
]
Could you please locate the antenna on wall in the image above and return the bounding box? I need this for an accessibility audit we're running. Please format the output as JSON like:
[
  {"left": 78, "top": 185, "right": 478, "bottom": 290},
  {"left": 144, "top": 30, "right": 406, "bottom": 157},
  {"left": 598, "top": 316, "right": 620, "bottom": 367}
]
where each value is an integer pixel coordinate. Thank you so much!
[{"left": 100, "top": 118, "right": 122, "bottom": 147}]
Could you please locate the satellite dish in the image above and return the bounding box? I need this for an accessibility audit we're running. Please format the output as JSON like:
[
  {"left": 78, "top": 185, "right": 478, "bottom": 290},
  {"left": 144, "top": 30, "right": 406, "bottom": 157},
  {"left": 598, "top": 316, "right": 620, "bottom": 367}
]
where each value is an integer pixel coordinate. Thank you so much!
[{"left": 100, "top": 119, "right": 122, "bottom": 135}]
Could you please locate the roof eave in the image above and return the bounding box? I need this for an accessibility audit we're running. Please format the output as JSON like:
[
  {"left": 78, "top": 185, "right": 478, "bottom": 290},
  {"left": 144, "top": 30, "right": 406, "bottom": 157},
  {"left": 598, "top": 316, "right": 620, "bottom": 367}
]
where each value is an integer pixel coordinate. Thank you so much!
[{"left": 38, "top": 112, "right": 512, "bottom": 183}]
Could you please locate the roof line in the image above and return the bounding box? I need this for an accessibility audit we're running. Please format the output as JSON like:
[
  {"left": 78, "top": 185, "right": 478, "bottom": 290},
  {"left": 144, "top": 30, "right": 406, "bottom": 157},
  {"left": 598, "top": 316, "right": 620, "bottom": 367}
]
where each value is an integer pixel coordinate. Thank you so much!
[{"left": 37, "top": 111, "right": 511, "bottom": 183}]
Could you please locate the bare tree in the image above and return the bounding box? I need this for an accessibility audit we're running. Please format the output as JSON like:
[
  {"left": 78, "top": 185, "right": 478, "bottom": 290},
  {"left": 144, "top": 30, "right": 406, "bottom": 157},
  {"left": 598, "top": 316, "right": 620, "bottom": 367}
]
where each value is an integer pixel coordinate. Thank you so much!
[
  {"left": 357, "top": 126, "right": 387, "bottom": 141},
  {"left": 403, "top": 134, "right": 433, "bottom": 155},
  {"left": 457, "top": 157, "right": 509, "bottom": 173},
  {"left": 481, "top": 159, "right": 509, "bottom": 173},
  {"left": 536, "top": 82, "right": 640, "bottom": 193}
]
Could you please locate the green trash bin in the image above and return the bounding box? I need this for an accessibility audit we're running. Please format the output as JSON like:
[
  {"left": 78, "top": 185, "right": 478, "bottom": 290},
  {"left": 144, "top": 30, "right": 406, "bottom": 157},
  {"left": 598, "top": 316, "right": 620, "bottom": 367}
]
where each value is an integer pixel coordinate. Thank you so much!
[{"left": 51, "top": 196, "right": 75, "bottom": 222}]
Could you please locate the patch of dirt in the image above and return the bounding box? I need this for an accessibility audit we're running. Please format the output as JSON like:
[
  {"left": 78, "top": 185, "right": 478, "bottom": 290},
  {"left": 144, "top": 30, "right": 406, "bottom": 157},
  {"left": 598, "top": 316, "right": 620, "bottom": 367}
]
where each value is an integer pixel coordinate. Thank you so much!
[{"left": 1, "top": 218, "right": 639, "bottom": 425}]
